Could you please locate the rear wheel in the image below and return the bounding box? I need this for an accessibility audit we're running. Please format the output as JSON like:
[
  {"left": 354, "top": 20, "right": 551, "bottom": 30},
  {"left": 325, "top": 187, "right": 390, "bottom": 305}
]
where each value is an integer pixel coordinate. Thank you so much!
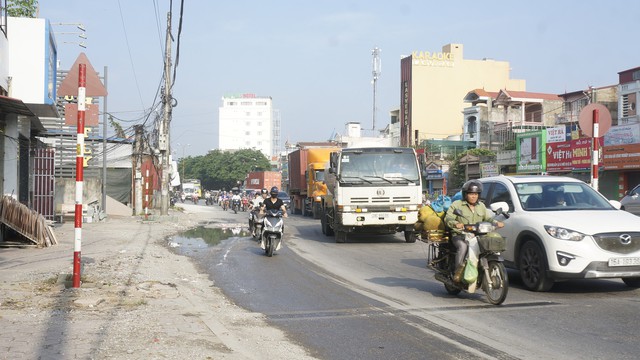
[
  {"left": 622, "top": 277, "right": 640, "bottom": 287},
  {"left": 483, "top": 261, "right": 509, "bottom": 305},
  {"left": 519, "top": 240, "right": 554, "bottom": 292},
  {"left": 444, "top": 282, "right": 461, "bottom": 295}
]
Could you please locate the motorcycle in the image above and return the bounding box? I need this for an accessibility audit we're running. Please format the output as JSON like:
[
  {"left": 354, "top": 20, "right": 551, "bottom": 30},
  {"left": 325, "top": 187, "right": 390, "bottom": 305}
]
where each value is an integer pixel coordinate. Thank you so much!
[
  {"left": 261, "top": 209, "right": 284, "bottom": 257},
  {"left": 232, "top": 198, "right": 241, "bottom": 214},
  {"left": 249, "top": 209, "right": 263, "bottom": 239},
  {"left": 427, "top": 203, "right": 510, "bottom": 305},
  {"left": 180, "top": 193, "right": 186, "bottom": 203},
  {"left": 205, "top": 193, "right": 213, "bottom": 205}
]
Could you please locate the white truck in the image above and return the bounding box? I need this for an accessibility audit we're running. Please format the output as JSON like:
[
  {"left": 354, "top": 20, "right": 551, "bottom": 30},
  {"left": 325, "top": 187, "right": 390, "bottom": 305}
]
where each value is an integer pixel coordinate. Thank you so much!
[{"left": 321, "top": 147, "right": 423, "bottom": 243}]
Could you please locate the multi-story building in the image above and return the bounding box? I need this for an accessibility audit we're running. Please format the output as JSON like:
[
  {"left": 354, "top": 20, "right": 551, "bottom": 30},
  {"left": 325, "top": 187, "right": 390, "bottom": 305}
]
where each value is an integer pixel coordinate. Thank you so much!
[
  {"left": 399, "top": 43, "right": 526, "bottom": 146},
  {"left": 462, "top": 89, "right": 564, "bottom": 151},
  {"left": 218, "top": 94, "right": 280, "bottom": 158}
]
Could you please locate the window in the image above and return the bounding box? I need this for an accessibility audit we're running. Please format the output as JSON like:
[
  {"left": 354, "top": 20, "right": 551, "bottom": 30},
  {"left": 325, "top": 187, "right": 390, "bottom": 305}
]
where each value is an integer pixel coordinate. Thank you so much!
[
  {"left": 245, "top": 131, "right": 250, "bottom": 136},
  {"left": 622, "top": 93, "right": 637, "bottom": 117},
  {"left": 246, "top": 112, "right": 251, "bottom": 116},
  {"left": 257, "top": 131, "right": 262, "bottom": 136},
  {"left": 257, "top": 112, "right": 263, "bottom": 116},
  {"left": 467, "top": 116, "right": 477, "bottom": 135},
  {"left": 256, "top": 101, "right": 267, "bottom": 106},
  {"left": 490, "top": 183, "right": 513, "bottom": 212},
  {"left": 241, "top": 101, "right": 252, "bottom": 106},
  {"left": 257, "top": 121, "right": 262, "bottom": 126}
]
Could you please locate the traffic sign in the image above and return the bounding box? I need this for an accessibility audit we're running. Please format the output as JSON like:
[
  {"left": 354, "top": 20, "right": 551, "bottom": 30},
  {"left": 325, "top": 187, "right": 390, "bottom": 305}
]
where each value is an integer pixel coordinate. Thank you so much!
[
  {"left": 57, "top": 52, "right": 107, "bottom": 97},
  {"left": 579, "top": 103, "right": 611, "bottom": 137}
]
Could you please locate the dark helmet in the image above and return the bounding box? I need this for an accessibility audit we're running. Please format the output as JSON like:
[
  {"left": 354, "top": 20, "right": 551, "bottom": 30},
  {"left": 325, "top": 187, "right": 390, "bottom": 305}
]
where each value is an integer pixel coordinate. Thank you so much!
[
  {"left": 261, "top": 188, "right": 268, "bottom": 194},
  {"left": 462, "top": 180, "right": 482, "bottom": 196},
  {"left": 270, "top": 186, "right": 279, "bottom": 196}
]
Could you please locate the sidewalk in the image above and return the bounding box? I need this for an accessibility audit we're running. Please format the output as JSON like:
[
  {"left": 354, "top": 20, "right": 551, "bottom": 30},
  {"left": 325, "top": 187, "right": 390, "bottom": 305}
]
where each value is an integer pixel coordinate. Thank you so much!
[{"left": 0, "top": 209, "right": 316, "bottom": 359}]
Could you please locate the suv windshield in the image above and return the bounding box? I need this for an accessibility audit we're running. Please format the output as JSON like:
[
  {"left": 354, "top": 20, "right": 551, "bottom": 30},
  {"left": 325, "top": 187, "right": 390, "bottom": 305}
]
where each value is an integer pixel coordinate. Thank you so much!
[{"left": 517, "top": 181, "right": 614, "bottom": 211}]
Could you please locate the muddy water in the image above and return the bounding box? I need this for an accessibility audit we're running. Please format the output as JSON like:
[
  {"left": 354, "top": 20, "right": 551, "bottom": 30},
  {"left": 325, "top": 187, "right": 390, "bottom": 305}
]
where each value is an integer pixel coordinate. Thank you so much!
[{"left": 168, "top": 223, "right": 250, "bottom": 256}]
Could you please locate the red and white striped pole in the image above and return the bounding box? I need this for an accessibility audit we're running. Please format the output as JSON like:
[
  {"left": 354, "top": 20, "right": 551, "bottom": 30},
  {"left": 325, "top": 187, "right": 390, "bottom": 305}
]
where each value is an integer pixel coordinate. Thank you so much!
[
  {"left": 73, "top": 64, "right": 86, "bottom": 288},
  {"left": 591, "top": 109, "right": 600, "bottom": 191}
]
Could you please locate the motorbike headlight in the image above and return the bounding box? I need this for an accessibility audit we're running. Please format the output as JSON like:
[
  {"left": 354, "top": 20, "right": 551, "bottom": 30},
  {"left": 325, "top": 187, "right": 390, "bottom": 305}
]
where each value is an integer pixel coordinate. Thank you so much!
[
  {"left": 544, "top": 225, "right": 585, "bottom": 241},
  {"left": 477, "top": 223, "right": 495, "bottom": 234}
]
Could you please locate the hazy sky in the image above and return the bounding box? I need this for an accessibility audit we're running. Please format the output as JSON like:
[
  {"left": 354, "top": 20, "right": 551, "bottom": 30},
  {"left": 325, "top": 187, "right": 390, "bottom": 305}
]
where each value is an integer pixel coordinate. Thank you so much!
[{"left": 39, "top": 1, "right": 640, "bottom": 156}]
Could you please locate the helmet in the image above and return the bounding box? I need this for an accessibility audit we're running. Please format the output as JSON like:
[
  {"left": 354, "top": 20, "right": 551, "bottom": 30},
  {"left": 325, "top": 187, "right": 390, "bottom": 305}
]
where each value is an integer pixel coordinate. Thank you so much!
[
  {"left": 270, "top": 186, "right": 279, "bottom": 196},
  {"left": 462, "top": 180, "right": 482, "bottom": 196},
  {"left": 261, "top": 188, "right": 268, "bottom": 194}
]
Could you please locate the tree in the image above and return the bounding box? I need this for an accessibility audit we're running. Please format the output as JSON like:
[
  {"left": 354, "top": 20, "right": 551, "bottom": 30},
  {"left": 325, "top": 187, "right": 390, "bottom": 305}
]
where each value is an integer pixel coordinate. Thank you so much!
[
  {"left": 6, "top": 0, "right": 38, "bottom": 17},
  {"left": 449, "top": 148, "right": 496, "bottom": 190},
  {"left": 178, "top": 149, "right": 270, "bottom": 191}
]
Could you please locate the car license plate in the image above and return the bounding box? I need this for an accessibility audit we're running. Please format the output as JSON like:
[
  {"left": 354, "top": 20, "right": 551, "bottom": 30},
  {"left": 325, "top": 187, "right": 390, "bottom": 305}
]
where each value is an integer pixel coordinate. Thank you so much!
[
  {"left": 608, "top": 257, "right": 640, "bottom": 267},
  {"left": 372, "top": 213, "right": 388, "bottom": 220}
]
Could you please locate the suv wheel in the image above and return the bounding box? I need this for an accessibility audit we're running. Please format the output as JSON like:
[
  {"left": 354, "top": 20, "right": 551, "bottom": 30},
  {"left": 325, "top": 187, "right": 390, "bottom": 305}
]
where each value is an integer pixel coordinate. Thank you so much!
[{"left": 519, "top": 240, "right": 554, "bottom": 292}]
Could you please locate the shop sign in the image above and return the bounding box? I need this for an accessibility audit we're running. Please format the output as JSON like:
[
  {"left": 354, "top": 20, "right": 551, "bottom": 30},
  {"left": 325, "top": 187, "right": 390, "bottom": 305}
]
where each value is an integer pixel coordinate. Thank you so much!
[
  {"left": 517, "top": 131, "right": 545, "bottom": 173},
  {"left": 604, "top": 123, "right": 640, "bottom": 146},
  {"left": 481, "top": 163, "right": 499, "bottom": 177},
  {"left": 603, "top": 143, "right": 640, "bottom": 170},
  {"left": 571, "top": 138, "right": 603, "bottom": 169},
  {"left": 546, "top": 142, "right": 572, "bottom": 172}
]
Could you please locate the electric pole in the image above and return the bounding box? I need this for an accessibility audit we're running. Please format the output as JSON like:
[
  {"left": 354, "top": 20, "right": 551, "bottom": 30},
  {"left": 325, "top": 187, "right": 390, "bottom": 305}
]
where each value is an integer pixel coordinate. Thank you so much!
[
  {"left": 160, "top": 11, "right": 172, "bottom": 215},
  {"left": 371, "top": 47, "right": 381, "bottom": 133}
]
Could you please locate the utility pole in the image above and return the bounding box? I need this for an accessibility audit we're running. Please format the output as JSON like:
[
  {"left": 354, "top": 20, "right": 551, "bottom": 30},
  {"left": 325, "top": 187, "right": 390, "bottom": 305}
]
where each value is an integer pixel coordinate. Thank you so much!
[
  {"left": 371, "top": 47, "right": 381, "bottom": 134},
  {"left": 160, "top": 11, "right": 173, "bottom": 215}
]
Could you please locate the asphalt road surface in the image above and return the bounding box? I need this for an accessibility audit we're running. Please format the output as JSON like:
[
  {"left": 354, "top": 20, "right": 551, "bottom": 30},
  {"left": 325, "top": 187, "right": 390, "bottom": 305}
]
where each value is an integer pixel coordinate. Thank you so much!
[{"left": 175, "top": 202, "right": 640, "bottom": 360}]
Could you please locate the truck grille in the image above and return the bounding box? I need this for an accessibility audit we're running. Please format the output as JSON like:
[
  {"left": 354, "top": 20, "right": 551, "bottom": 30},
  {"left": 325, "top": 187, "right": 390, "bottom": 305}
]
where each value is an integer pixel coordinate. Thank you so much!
[
  {"left": 593, "top": 232, "right": 640, "bottom": 254},
  {"left": 350, "top": 196, "right": 411, "bottom": 204}
]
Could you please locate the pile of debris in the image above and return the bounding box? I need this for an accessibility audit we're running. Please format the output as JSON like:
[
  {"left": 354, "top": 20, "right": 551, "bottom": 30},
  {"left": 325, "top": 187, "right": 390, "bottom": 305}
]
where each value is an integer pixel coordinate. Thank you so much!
[{"left": 0, "top": 196, "right": 57, "bottom": 247}]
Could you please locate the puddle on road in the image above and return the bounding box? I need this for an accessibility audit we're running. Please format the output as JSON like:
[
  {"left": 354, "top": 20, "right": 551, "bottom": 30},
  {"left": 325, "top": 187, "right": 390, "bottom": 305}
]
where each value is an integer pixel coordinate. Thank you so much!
[{"left": 169, "top": 223, "right": 250, "bottom": 255}]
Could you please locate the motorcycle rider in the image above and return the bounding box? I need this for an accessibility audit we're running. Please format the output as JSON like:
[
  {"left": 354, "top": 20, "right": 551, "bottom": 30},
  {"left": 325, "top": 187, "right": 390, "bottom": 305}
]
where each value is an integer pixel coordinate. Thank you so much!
[
  {"left": 445, "top": 180, "right": 504, "bottom": 284},
  {"left": 259, "top": 186, "right": 288, "bottom": 248},
  {"left": 248, "top": 189, "right": 268, "bottom": 236},
  {"left": 231, "top": 191, "right": 242, "bottom": 211}
]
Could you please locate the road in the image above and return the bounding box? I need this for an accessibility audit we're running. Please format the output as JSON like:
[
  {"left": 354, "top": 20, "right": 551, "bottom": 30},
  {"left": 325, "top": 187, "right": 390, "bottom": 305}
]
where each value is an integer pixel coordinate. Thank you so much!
[{"left": 175, "top": 202, "right": 640, "bottom": 359}]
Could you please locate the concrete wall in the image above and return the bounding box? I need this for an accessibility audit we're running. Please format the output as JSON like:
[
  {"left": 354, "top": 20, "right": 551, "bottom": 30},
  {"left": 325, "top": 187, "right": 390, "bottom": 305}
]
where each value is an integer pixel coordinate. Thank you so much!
[{"left": 408, "top": 43, "right": 526, "bottom": 140}]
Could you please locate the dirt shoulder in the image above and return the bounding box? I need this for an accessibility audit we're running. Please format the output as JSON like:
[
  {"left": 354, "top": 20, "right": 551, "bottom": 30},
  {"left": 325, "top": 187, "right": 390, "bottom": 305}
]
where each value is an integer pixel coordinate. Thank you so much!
[{"left": 0, "top": 209, "right": 317, "bottom": 359}]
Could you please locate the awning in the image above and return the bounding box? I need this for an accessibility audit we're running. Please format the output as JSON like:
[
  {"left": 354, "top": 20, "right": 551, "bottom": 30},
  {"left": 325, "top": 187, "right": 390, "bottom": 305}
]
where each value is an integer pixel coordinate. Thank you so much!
[{"left": 0, "top": 95, "right": 35, "bottom": 116}]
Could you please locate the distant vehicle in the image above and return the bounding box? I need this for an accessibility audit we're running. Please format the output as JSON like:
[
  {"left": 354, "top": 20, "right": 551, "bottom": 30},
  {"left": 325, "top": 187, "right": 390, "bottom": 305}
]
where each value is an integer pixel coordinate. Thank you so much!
[
  {"left": 288, "top": 145, "right": 341, "bottom": 218},
  {"left": 277, "top": 191, "right": 291, "bottom": 210},
  {"left": 620, "top": 184, "right": 640, "bottom": 216},
  {"left": 477, "top": 175, "right": 640, "bottom": 292}
]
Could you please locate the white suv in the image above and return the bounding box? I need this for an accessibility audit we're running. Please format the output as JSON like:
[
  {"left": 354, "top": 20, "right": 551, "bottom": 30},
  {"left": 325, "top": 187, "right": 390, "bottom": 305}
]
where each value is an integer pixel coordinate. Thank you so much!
[{"left": 478, "top": 175, "right": 640, "bottom": 291}]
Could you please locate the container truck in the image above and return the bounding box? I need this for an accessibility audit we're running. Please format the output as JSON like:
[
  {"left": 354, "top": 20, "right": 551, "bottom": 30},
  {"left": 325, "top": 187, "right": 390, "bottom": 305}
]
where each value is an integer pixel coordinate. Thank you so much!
[
  {"left": 321, "top": 147, "right": 422, "bottom": 243},
  {"left": 288, "top": 145, "right": 341, "bottom": 218}
]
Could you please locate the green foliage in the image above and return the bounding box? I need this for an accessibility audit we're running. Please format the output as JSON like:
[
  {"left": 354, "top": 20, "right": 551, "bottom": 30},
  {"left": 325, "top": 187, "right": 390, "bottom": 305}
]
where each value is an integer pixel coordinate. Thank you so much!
[
  {"left": 503, "top": 140, "right": 516, "bottom": 150},
  {"left": 449, "top": 148, "right": 496, "bottom": 190},
  {"left": 108, "top": 116, "right": 127, "bottom": 139},
  {"left": 7, "top": 0, "right": 38, "bottom": 17},
  {"left": 178, "top": 149, "right": 270, "bottom": 191}
]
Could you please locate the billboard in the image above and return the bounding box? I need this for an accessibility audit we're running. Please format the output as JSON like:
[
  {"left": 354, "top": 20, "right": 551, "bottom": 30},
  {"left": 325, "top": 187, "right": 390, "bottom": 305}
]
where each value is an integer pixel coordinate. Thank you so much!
[{"left": 517, "top": 131, "right": 545, "bottom": 173}]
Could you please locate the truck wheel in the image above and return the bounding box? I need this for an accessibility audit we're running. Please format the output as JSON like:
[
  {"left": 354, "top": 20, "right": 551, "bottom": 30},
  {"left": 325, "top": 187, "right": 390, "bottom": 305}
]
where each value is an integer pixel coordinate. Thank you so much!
[
  {"left": 322, "top": 211, "right": 334, "bottom": 236},
  {"left": 335, "top": 230, "right": 347, "bottom": 243},
  {"left": 404, "top": 230, "right": 417, "bottom": 243},
  {"left": 313, "top": 204, "right": 322, "bottom": 219}
]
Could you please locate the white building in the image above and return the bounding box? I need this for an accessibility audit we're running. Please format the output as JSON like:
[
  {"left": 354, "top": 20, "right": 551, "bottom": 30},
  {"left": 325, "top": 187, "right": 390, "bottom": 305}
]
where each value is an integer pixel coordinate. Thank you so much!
[{"left": 218, "top": 94, "right": 280, "bottom": 158}]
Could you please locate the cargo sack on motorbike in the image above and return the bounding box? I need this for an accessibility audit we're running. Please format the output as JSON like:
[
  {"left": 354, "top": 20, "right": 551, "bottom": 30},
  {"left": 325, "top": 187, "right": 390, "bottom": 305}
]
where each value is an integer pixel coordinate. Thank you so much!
[
  {"left": 463, "top": 260, "right": 478, "bottom": 284},
  {"left": 478, "top": 232, "right": 506, "bottom": 252},
  {"left": 418, "top": 206, "right": 445, "bottom": 231}
]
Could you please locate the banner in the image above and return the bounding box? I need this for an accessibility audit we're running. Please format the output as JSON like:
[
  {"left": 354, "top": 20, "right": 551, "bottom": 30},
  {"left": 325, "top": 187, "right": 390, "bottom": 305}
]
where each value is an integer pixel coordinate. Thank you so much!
[
  {"left": 603, "top": 143, "right": 640, "bottom": 170},
  {"left": 546, "top": 142, "right": 572, "bottom": 172},
  {"left": 517, "top": 131, "right": 545, "bottom": 173}
]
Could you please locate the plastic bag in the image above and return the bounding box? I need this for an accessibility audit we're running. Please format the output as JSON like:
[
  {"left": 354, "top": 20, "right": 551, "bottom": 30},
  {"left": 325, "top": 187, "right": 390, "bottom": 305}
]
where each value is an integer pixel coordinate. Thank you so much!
[
  {"left": 463, "top": 260, "right": 478, "bottom": 284},
  {"left": 430, "top": 195, "right": 452, "bottom": 213}
]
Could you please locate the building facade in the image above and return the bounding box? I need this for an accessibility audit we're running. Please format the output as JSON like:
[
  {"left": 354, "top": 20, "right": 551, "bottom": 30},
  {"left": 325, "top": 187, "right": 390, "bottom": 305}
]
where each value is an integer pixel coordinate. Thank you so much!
[
  {"left": 400, "top": 43, "right": 526, "bottom": 146},
  {"left": 218, "top": 94, "right": 279, "bottom": 158}
]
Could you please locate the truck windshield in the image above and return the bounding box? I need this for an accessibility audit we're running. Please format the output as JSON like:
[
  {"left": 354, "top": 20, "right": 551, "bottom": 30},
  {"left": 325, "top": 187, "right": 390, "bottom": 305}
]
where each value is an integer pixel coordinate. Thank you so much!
[{"left": 339, "top": 152, "right": 419, "bottom": 183}]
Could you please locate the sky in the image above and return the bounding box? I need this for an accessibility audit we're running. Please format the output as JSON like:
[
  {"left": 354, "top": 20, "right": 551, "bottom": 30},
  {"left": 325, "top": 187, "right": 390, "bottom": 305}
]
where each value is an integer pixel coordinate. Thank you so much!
[{"left": 38, "top": 0, "right": 640, "bottom": 157}]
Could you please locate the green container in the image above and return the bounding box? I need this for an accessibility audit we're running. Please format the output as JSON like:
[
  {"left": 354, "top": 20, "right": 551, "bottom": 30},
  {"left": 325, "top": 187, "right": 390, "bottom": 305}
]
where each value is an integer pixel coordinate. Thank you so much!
[{"left": 478, "top": 232, "right": 506, "bottom": 252}]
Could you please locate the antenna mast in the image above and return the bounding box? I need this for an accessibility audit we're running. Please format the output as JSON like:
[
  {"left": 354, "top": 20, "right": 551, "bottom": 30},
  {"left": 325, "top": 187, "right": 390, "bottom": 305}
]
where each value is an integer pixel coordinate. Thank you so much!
[{"left": 371, "top": 47, "right": 381, "bottom": 133}]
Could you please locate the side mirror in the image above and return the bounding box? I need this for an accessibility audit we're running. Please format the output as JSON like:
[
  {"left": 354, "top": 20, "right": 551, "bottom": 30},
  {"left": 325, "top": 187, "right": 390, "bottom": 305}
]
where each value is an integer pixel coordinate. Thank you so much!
[
  {"left": 328, "top": 168, "right": 335, "bottom": 174},
  {"left": 490, "top": 202, "right": 510, "bottom": 218}
]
